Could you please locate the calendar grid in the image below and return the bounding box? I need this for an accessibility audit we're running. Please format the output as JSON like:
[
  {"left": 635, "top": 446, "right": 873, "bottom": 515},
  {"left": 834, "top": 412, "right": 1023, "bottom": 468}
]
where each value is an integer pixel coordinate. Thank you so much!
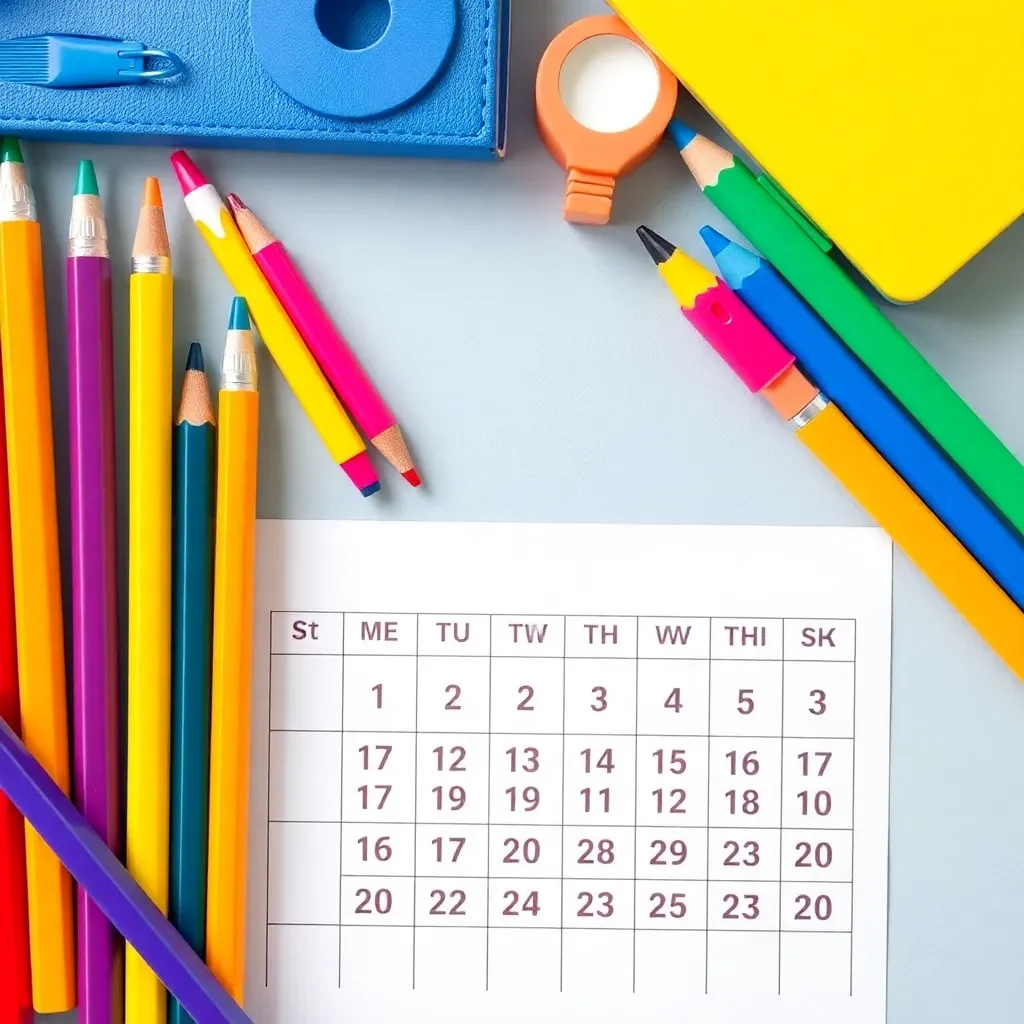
[
  {"left": 849, "top": 618, "right": 858, "bottom": 997},
  {"left": 777, "top": 629, "right": 786, "bottom": 995},
  {"left": 558, "top": 618, "right": 567, "bottom": 992},
  {"left": 484, "top": 613, "right": 493, "bottom": 991}
]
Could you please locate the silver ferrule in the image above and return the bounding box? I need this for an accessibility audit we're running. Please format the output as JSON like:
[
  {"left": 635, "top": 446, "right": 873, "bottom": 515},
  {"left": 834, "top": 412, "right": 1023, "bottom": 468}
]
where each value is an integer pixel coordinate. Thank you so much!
[
  {"left": 221, "top": 329, "right": 258, "bottom": 392},
  {"left": 131, "top": 254, "right": 171, "bottom": 274},
  {"left": 791, "top": 392, "right": 829, "bottom": 429},
  {"left": 0, "top": 162, "right": 35, "bottom": 222},
  {"left": 68, "top": 195, "right": 109, "bottom": 258}
]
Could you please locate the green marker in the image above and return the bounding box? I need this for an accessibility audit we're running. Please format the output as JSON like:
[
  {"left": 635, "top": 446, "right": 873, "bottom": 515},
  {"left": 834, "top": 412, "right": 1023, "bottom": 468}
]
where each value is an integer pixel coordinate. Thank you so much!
[{"left": 669, "top": 121, "right": 1024, "bottom": 537}]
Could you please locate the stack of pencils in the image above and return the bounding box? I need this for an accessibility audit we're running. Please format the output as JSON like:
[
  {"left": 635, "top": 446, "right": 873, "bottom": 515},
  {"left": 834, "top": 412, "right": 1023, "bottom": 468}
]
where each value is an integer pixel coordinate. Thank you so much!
[{"left": 638, "top": 121, "right": 1024, "bottom": 679}]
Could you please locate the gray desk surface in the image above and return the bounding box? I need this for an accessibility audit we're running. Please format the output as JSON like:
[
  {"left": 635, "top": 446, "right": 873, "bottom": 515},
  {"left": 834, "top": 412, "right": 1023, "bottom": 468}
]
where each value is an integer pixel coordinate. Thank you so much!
[{"left": 31, "top": 0, "right": 1024, "bottom": 1020}]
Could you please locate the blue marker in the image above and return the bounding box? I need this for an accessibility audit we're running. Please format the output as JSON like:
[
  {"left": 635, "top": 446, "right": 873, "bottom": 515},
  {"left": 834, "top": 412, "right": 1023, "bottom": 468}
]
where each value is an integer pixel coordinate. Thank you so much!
[{"left": 701, "top": 225, "right": 1024, "bottom": 611}]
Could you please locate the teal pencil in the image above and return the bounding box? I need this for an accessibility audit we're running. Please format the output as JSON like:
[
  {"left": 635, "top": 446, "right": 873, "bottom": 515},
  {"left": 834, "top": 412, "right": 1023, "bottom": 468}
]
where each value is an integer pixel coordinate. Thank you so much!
[{"left": 168, "top": 343, "right": 216, "bottom": 1024}]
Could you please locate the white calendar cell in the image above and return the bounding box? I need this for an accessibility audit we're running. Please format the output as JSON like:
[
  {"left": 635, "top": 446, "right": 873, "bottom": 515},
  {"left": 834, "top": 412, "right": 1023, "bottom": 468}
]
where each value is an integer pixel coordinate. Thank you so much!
[
  {"left": 563, "top": 826, "right": 635, "bottom": 880},
  {"left": 416, "top": 824, "right": 488, "bottom": 877},
  {"left": 709, "top": 660, "right": 782, "bottom": 736},
  {"left": 489, "top": 657, "right": 564, "bottom": 733},
  {"left": 562, "top": 736, "right": 636, "bottom": 826},
  {"left": 340, "top": 926, "right": 412, "bottom": 991},
  {"left": 268, "top": 925, "right": 340, "bottom": 1001},
  {"left": 488, "top": 878, "right": 563, "bottom": 928},
  {"left": 780, "top": 931, "right": 851, "bottom": 995},
  {"left": 486, "top": 929, "right": 561, "bottom": 991},
  {"left": 416, "top": 657, "right": 490, "bottom": 732},
  {"left": 271, "top": 612, "right": 345, "bottom": 655},
  {"left": 343, "top": 655, "right": 418, "bottom": 732},
  {"left": 415, "top": 876, "right": 488, "bottom": 927},
  {"left": 638, "top": 617, "right": 711, "bottom": 660},
  {"left": 782, "top": 829, "right": 853, "bottom": 881},
  {"left": 340, "top": 875, "right": 414, "bottom": 927},
  {"left": 341, "top": 823, "right": 415, "bottom": 876},
  {"left": 636, "top": 659, "right": 709, "bottom": 736},
  {"left": 414, "top": 927, "right": 487, "bottom": 991},
  {"left": 563, "top": 879, "right": 634, "bottom": 930},
  {"left": 417, "top": 614, "right": 491, "bottom": 657},
  {"left": 634, "top": 736, "right": 709, "bottom": 827},
  {"left": 565, "top": 615, "right": 637, "bottom": 658},
  {"left": 635, "top": 826, "right": 708, "bottom": 880},
  {"left": 416, "top": 733, "right": 489, "bottom": 823},
  {"left": 634, "top": 931, "right": 707, "bottom": 994},
  {"left": 783, "top": 661, "right": 855, "bottom": 737},
  {"left": 490, "top": 615, "right": 564, "bottom": 657},
  {"left": 342, "top": 732, "right": 416, "bottom": 823},
  {"left": 489, "top": 734, "right": 563, "bottom": 825},
  {"left": 561, "top": 930, "right": 634, "bottom": 993},
  {"left": 706, "top": 931, "right": 779, "bottom": 994},
  {"left": 268, "top": 822, "right": 340, "bottom": 924},
  {"left": 781, "top": 882, "right": 852, "bottom": 932},
  {"left": 270, "top": 654, "right": 342, "bottom": 731},
  {"left": 707, "top": 881, "right": 780, "bottom": 932},
  {"left": 782, "top": 739, "right": 853, "bottom": 829},
  {"left": 563, "top": 659, "right": 636, "bottom": 734},
  {"left": 708, "top": 737, "right": 781, "bottom": 828},
  {"left": 708, "top": 828, "right": 781, "bottom": 882},
  {"left": 635, "top": 880, "right": 707, "bottom": 931},
  {"left": 270, "top": 730, "right": 341, "bottom": 823},
  {"left": 783, "top": 619, "right": 855, "bottom": 662},
  {"left": 488, "top": 825, "right": 562, "bottom": 878},
  {"left": 711, "top": 618, "right": 782, "bottom": 660},
  {"left": 344, "top": 613, "right": 417, "bottom": 655}
]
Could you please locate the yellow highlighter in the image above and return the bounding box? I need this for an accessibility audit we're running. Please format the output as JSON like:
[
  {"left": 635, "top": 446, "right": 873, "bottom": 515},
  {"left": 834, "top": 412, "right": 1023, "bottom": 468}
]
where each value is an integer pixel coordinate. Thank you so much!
[
  {"left": 206, "top": 298, "right": 259, "bottom": 1004},
  {"left": 169, "top": 150, "right": 380, "bottom": 498},
  {"left": 640, "top": 225, "right": 1024, "bottom": 679},
  {"left": 126, "top": 178, "right": 174, "bottom": 1023},
  {"left": 0, "top": 140, "right": 76, "bottom": 1009}
]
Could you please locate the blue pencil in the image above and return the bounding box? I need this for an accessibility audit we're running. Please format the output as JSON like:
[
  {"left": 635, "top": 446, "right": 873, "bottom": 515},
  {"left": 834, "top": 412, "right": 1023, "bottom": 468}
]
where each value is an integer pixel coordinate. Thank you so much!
[{"left": 701, "top": 226, "right": 1024, "bottom": 611}]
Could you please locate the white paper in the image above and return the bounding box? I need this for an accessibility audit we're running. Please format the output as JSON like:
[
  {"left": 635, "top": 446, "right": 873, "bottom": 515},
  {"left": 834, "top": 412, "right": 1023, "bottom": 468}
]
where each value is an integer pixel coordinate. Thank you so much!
[{"left": 245, "top": 521, "right": 892, "bottom": 1023}]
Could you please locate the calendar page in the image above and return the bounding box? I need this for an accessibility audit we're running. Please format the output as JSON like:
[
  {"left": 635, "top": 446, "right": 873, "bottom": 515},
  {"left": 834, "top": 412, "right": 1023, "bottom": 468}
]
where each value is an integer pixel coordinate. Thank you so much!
[{"left": 244, "top": 521, "right": 892, "bottom": 1023}]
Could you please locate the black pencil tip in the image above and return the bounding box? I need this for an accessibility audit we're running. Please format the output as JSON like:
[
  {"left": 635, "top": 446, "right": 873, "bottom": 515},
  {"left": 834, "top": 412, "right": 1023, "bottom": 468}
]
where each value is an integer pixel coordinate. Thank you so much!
[
  {"left": 185, "top": 342, "right": 204, "bottom": 372},
  {"left": 636, "top": 225, "right": 676, "bottom": 265}
]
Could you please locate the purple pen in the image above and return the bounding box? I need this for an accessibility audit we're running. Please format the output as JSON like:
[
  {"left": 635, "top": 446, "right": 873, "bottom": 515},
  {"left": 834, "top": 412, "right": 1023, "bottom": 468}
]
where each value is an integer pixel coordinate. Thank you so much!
[{"left": 67, "top": 158, "right": 120, "bottom": 1024}]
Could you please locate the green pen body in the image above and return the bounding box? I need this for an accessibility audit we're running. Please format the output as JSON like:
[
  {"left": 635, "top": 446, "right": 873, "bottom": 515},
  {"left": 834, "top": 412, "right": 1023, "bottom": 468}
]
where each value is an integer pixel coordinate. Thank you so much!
[
  {"left": 704, "top": 159, "right": 1024, "bottom": 535},
  {"left": 168, "top": 415, "right": 215, "bottom": 1024}
]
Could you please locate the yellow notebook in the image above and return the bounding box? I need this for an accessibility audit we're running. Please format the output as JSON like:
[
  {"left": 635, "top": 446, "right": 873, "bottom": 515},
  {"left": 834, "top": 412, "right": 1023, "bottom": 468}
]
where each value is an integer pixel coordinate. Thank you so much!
[{"left": 608, "top": 0, "right": 1024, "bottom": 302}]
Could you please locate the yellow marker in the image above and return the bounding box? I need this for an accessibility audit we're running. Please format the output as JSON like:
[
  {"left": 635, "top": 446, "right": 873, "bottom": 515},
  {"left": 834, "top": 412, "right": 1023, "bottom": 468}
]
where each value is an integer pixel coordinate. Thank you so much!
[
  {"left": 126, "top": 178, "right": 174, "bottom": 1023},
  {"left": 0, "top": 139, "right": 76, "bottom": 1011},
  {"left": 206, "top": 298, "right": 259, "bottom": 1003},
  {"left": 170, "top": 151, "right": 379, "bottom": 497}
]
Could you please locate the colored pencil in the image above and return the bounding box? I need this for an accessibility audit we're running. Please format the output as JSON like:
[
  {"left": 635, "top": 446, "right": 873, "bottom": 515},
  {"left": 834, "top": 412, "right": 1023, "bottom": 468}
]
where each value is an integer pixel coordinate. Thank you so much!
[
  {"left": 67, "top": 158, "right": 121, "bottom": 1024},
  {"left": 169, "top": 342, "right": 215, "bottom": 1024},
  {"left": 0, "top": 339, "right": 31, "bottom": 1024},
  {"left": 127, "top": 176, "right": 174, "bottom": 1024},
  {"left": 0, "top": 717, "right": 253, "bottom": 1024},
  {"left": 668, "top": 122, "right": 1024, "bottom": 536},
  {"left": 226, "top": 192, "right": 421, "bottom": 486},
  {"left": 0, "top": 137, "right": 76, "bottom": 1011},
  {"left": 701, "top": 226, "right": 1024, "bottom": 611},
  {"left": 168, "top": 151, "right": 379, "bottom": 497},
  {"left": 206, "top": 299, "right": 259, "bottom": 1004},
  {"left": 638, "top": 225, "right": 1024, "bottom": 679}
]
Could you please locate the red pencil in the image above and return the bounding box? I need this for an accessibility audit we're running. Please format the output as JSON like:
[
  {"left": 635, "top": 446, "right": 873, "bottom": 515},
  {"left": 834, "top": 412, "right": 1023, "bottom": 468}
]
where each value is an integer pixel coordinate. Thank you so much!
[{"left": 0, "top": 346, "right": 32, "bottom": 1024}]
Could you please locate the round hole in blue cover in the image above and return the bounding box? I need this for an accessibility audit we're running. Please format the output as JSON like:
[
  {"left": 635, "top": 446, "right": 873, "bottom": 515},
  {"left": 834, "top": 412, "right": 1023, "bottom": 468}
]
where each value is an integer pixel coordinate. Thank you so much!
[{"left": 315, "top": 0, "right": 393, "bottom": 51}]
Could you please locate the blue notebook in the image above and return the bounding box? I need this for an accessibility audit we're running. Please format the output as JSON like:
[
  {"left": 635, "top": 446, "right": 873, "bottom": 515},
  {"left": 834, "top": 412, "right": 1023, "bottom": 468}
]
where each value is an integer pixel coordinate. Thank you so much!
[{"left": 0, "top": 0, "right": 510, "bottom": 159}]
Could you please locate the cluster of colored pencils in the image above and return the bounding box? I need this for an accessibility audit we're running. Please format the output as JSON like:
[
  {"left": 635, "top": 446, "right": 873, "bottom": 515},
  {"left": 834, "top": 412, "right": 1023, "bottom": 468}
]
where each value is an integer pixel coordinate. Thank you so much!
[{"left": 640, "top": 120, "right": 1024, "bottom": 678}]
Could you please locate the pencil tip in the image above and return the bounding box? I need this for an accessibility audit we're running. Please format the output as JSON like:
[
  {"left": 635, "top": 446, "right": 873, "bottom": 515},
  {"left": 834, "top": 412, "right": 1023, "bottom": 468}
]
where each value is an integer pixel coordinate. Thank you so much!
[
  {"left": 668, "top": 120, "right": 698, "bottom": 150},
  {"left": 225, "top": 192, "right": 245, "bottom": 213},
  {"left": 169, "top": 150, "right": 208, "bottom": 195},
  {"left": 636, "top": 225, "right": 676, "bottom": 266},
  {"left": 698, "top": 225, "right": 731, "bottom": 257},
  {"left": 1, "top": 138, "right": 23, "bottom": 164},
  {"left": 228, "top": 296, "right": 251, "bottom": 332},
  {"left": 143, "top": 176, "right": 162, "bottom": 208},
  {"left": 360, "top": 481, "right": 382, "bottom": 497},
  {"left": 402, "top": 468, "right": 422, "bottom": 487},
  {"left": 75, "top": 159, "right": 99, "bottom": 196},
  {"left": 185, "top": 342, "right": 204, "bottom": 372}
]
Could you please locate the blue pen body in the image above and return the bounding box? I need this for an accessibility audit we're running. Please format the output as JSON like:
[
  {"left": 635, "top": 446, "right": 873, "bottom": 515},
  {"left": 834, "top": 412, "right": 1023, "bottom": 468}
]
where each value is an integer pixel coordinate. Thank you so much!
[{"left": 704, "top": 228, "right": 1024, "bottom": 610}]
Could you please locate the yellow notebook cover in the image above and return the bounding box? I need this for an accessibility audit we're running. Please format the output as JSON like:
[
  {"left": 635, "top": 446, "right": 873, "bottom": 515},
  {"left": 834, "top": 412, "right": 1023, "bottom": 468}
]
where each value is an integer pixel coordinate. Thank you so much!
[{"left": 608, "top": 0, "right": 1024, "bottom": 302}]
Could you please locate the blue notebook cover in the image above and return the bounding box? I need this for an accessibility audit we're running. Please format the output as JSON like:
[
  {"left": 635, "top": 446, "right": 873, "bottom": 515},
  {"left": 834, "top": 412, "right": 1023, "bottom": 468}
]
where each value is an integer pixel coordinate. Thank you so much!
[{"left": 0, "top": 0, "right": 510, "bottom": 159}]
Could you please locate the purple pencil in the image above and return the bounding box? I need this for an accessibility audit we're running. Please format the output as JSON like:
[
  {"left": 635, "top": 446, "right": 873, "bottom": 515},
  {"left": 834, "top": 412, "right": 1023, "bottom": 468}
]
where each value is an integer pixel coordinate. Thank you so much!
[{"left": 67, "top": 159, "right": 120, "bottom": 1024}]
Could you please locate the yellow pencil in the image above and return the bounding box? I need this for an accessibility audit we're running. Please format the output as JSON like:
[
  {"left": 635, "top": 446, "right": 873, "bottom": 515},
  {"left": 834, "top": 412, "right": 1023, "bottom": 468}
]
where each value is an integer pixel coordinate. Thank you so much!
[
  {"left": 126, "top": 178, "right": 174, "bottom": 1023},
  {"left": 0, "top": 139, "right": 76, "bottom": 1010},
  {"left": 206, "top": 297, "right": 259, "bottom": 1004},
  {"left": 169, "top": 150, "right": 380, "bottom": 498}
]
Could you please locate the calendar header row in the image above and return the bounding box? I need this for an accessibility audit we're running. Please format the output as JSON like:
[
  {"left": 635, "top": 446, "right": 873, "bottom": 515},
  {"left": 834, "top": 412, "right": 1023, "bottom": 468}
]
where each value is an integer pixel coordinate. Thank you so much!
[{"left": 270, "top": 613, "right": 855, "bottom": 661}]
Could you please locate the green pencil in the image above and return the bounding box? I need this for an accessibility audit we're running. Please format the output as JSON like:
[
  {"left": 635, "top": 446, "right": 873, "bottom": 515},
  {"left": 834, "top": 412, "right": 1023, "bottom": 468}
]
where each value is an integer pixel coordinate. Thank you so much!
[
  {"left": 168, "top": 342, "right": 216, "bottom": 1024},
  {"left": 669, "top": 121, "right": 1024, "bottom": 536}
]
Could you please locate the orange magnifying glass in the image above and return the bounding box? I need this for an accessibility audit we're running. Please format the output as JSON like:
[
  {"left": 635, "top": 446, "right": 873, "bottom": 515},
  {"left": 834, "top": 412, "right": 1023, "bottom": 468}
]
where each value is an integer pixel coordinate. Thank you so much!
[{"left": 536, "top": 15, "right": 678, "bottom": 226}]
